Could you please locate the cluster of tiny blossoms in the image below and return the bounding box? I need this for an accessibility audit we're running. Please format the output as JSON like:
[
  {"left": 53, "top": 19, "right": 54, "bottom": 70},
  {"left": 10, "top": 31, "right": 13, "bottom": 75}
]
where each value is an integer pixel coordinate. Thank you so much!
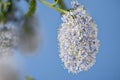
[
  {"left": 0, "top": 22, "right": 18, "bottom": 57},
  {"left": 58, "top": 0, "right": 100, "bottom": 73}
]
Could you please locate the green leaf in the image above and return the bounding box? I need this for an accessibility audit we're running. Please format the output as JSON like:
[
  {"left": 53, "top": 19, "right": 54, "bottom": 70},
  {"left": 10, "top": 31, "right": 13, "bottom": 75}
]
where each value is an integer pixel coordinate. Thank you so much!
[
  {"left": 25, "top": 0, "right": 36, "bottom": 17},
  {"left": 57, "top": 0, "right": 67, "bottom": 10}
]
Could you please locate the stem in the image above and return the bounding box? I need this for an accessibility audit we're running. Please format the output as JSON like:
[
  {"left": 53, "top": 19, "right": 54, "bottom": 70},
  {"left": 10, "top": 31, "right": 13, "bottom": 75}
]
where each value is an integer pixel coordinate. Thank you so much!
[{"left": 40, "top": 0, "right": 67, "bottom": 14}]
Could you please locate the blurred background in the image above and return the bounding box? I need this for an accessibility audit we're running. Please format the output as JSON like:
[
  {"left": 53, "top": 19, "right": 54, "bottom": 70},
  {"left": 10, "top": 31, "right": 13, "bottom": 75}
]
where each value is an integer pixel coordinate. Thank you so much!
[{"left": 1, "top": 0, "right": 120, "bottom": 80}]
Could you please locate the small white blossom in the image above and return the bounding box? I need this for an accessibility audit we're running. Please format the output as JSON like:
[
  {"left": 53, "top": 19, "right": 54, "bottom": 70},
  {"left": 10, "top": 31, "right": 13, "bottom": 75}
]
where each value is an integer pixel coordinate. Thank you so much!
[
  {"left": 0, "top": 22, "right": 18, "bottom": 57},
  {"left": 58, "top": 0, "right": 100, "bottom": 73}
]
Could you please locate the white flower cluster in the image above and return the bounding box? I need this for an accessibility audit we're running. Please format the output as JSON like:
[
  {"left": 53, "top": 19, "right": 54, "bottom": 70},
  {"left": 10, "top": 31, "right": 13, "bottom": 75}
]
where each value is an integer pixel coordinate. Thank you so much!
[
  {"left": 58, "top": 0, "right": 100, "bottom": 73},
  {"left": 0, "top": 22, "right": 18, "bottom": 57},
  {"left": 0, "top": 57, "right": 21, "bottom": 80},
  {"left": 0, "top": 22, "right": 21, "bottom": 80}
]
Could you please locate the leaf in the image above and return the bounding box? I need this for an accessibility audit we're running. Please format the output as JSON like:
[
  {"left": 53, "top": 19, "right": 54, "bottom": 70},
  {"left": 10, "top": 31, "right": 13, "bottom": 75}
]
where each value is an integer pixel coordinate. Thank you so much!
[
  {"left": 25, "top": 0, "right": 36, "bottom": 17},
  {"left": 0, "top": 0, "right": 12, "bottom": 22},
  {"left": 26, "top": 76, "right": 35, "bottom": 80},
  {"left": 57, "top": 0, "right": 67, "bottom": 10}
]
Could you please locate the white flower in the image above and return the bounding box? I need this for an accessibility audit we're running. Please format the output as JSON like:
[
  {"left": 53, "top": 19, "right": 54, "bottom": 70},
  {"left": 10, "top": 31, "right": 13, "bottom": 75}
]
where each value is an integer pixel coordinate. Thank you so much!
[
  {"left": 0, "top": 22, "right": 18, "bottom": 57},
  {"left": 58, "top": 0, "right": 100, "bottom": 73}
]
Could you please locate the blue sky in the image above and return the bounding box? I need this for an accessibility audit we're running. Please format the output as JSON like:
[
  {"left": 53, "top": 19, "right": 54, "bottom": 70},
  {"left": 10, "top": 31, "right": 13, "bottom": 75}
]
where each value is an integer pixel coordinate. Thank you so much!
[{"left": 16, "top": 0, "right": 120, "bottom": 80}]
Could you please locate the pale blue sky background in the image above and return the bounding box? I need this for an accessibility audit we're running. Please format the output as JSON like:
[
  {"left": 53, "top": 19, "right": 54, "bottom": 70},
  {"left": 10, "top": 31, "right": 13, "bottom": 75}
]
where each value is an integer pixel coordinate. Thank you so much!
[{"left": 16, "top": 0, "right": 120, "bottom": 80}]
